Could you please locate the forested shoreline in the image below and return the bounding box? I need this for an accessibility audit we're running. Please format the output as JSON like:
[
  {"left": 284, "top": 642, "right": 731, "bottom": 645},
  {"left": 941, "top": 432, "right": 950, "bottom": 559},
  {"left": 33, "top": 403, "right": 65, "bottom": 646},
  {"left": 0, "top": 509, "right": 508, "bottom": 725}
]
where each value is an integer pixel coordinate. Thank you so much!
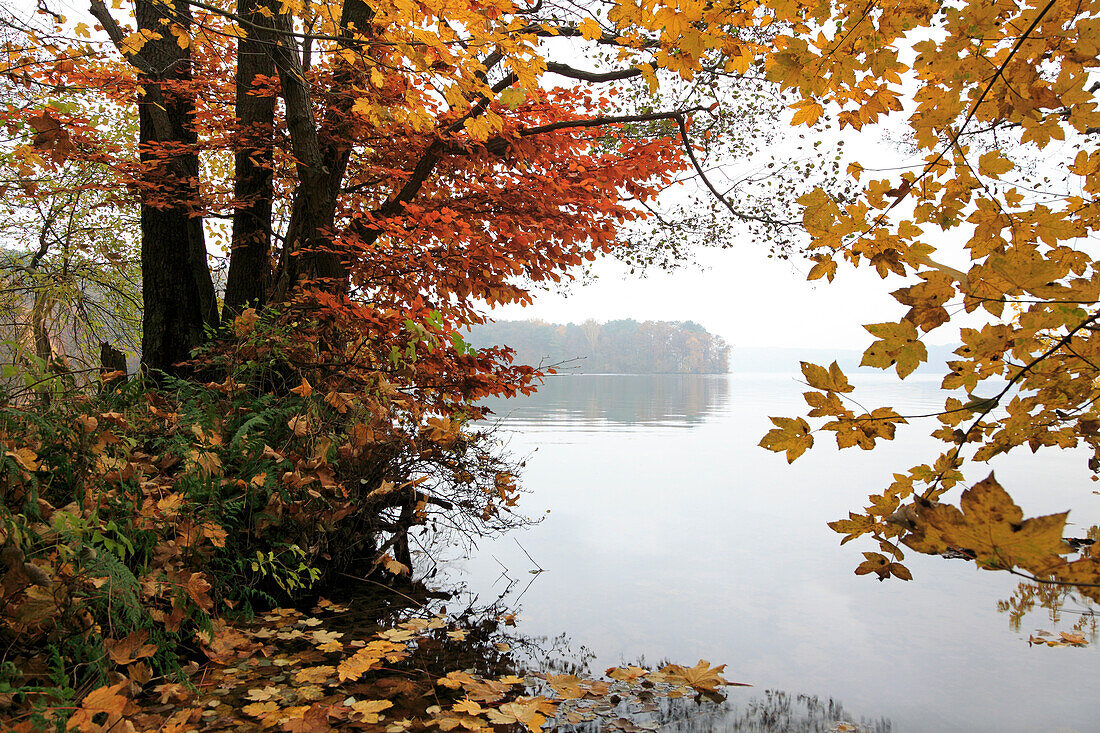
[{"left": 466, "top": 319, "right": 729, "bottom": 374}]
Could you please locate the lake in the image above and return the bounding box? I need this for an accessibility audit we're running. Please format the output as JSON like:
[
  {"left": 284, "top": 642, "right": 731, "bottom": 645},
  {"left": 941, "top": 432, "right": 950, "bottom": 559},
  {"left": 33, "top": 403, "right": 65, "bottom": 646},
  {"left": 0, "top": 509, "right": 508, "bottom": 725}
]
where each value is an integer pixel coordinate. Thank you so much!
[{"left": 448, "top": 373, "right": 1099, "bottom": 733}]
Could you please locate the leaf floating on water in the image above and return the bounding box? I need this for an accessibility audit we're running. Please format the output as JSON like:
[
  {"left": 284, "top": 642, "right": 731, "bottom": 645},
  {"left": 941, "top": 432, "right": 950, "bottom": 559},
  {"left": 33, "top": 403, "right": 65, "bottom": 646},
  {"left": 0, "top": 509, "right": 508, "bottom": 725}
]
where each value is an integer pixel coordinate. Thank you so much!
[{"left": 659, "top": 660, "right": 737, "bottom": 693}]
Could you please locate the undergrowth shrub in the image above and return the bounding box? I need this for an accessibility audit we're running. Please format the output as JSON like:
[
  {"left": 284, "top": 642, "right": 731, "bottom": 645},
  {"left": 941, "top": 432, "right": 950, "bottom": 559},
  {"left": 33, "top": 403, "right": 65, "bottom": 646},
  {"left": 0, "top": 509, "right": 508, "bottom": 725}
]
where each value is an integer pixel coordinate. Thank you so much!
[{"left": 0, "top": 304, "right": 532, "bottom": 726}]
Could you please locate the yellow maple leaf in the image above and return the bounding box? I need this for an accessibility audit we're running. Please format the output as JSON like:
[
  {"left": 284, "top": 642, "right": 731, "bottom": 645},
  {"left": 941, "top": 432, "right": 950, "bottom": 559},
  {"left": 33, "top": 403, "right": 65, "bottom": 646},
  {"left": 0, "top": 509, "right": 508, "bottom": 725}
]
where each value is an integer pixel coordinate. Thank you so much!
[
  {"left": 606, "top": 665, "right": 649, "bottom": 683},
  {"left": 659, "top": 660, "right": 732, "bottom": 692},
  {"left": 245, "top": 686, "right": 281, "bottom": 703},
  {"left": 908, "top": 474, "right": 1067, "bottom": 573},
  {"left": 310, "top": 629, "right": 343, "bottom": 646},
  {"left": 577, "top": 17, "right": 602, "bottom": 40},
  {"left": 350, "top": 699, "right": 393, "bottom": 723},
  {"left": 337, "top": 647, "right": 383, "bottom": 682},
  {"left": 452, "top": 699, "right": 484, "bottom": 715},
  {"left": 800, "top": 361, "right": 853, "bottom": 393},
  {"left": 759, "top": 417, "right": 813, "bottom": 462},
  {"left": 293, "top": 665, "right": 335, "bottom": 685},
  {"left": 485, "top": 697, "right": 556, "bottom": 733},
  {"left": 790, "top": 99, "right": 823, "bottom": 126},
  {"left": 5, "top": 447, "right": 38, "bottom": 472},
  {"left": 978, "top": 150, "right": 1013, "bottom": 177}
]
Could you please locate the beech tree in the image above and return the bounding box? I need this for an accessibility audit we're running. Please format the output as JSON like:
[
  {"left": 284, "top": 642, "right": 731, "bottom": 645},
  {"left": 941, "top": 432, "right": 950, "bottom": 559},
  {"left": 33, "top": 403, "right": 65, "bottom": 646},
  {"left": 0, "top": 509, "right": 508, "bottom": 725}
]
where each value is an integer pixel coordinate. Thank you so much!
[{"left": 0, "top": 0, "right": 828, "bottom": 381}]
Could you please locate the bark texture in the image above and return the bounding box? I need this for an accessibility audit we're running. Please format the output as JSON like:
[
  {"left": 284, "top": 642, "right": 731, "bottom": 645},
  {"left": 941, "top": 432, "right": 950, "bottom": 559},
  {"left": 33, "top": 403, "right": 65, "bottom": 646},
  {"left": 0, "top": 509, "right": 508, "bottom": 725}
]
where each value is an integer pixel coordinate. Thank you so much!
[
  {"left": 222, "top": 0, "right": 277, "bottom": 319},
  {"left": 136, "top": 0, "right": 218, "bottom": 375}
]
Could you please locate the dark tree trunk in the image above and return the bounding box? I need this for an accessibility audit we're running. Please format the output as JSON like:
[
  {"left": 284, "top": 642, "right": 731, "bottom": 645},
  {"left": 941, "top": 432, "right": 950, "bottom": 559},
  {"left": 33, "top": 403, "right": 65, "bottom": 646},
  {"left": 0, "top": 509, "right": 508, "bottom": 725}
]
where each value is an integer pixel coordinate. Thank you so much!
[
  {"left": 99, "top": 342, "right": 127, "bottom": 392},
  {"left": 267, "top": 13, "right": 348, "bottom": 302},
  {"left": 136, "top": 0, "right": 217, "bottom": 376},
  {"left": 222, "top": 0, "right": 277, "bottom": 319},
  {"left": 268, "top": 0, "right": 375, "bottom": 301}
]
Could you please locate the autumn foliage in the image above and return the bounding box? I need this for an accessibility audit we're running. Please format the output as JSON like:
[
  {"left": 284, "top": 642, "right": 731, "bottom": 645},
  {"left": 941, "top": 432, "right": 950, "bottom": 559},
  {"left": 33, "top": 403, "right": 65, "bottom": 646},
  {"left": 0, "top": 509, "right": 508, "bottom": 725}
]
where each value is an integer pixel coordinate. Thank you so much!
[
  {"left": 757, "top": 0, "right": 1100, "bottom": 601},
  {"left": 0, "top": 0, "right": 1097, "bottom": 724},
  {"left": 0, "top": 0, "right": 763, "bottom": 722}
]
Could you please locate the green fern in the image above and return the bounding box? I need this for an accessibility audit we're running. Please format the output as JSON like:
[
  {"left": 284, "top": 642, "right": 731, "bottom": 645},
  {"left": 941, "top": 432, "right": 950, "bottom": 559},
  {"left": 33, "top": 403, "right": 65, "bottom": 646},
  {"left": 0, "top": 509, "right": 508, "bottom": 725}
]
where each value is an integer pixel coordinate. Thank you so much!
[{"left": 84, "top": 548, "right": 144, "bottom": 633}]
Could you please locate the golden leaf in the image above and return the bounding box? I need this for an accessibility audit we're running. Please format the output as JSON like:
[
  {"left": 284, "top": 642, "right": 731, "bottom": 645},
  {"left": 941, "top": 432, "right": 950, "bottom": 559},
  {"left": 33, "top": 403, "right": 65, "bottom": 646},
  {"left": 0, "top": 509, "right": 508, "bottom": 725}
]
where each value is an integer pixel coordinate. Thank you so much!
[
  {"left": 790, "top": 99, "right": 823, "bottom": 126},
  {"left": 659, "top": 660, "right": 733, "bottom": 692},
  {"left": 105, "top": 630, "right": 158, "bottom": 666},
  {"left": 978, "top": 150, "right": 1013, "bottom": 177},
  {"left": 908, "top": 474, "right": 1067, "bottom": 574},
  {"left": 337, "top": 647, "right": 383, "bottom": 682},
  {"left": 350, "top": 699, "right": 393, "bottom": 723},
  {"left": 293, "top": 665, "right": 336, "bottom": 685},
  {"left": 759, "top": 417, "right": 813, "bottom": 462},
  {"left": 800, "top": 361, "right": 853, "bottom": 393},
  {"left": 242, "top": 701, "right": 279, "bottom": 717},
  {"left": 245, "top": 686, "right": 281, "bottom": 702}
]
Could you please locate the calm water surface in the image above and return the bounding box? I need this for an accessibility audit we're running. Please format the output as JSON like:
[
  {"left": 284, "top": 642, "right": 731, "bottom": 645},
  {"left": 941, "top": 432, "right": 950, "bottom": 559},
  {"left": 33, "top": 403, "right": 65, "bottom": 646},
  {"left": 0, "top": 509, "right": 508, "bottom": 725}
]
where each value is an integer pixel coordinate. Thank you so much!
[{"left": 450, "top": 374, "right": 1099, "bottom": 733}]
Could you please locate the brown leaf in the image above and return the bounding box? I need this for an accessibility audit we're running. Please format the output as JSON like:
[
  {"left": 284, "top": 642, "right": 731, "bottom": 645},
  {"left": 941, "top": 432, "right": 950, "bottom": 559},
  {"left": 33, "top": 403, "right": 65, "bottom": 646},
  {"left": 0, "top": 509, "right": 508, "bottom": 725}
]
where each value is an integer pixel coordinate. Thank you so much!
[
  {"left": 659, "top": 660, "right": 732, "bottom": 693},
  {"left": 106, "top": 630, "right": 157, "bottom": 666},
  {"left": 908, "top": 474, "right": 1068, "bottom": 573},
  {"left": 66, "top": 681, "right": 128, "bottom": 732},
  {"left": 233, "top": 307, "right": 260, "bottom": 338},
  {"left": 283, "top": 704, "right": 330, "bottom": 733},
  {"left": 288, "top": 415, "right": 312, "bottom": 437},
  {"left": 185, "top": 572, "right": 213, "bottom": 611},
  {"left": 290, "top": 378, "right": 313, "bottom": 397}
]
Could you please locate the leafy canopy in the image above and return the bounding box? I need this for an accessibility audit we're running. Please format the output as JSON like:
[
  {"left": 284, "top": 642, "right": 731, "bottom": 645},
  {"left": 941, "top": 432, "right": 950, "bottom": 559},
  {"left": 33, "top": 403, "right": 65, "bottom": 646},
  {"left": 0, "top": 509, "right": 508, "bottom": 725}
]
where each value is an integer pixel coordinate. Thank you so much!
[{"left": 757, "top": 0, "right": 1100, "bottom": 600}]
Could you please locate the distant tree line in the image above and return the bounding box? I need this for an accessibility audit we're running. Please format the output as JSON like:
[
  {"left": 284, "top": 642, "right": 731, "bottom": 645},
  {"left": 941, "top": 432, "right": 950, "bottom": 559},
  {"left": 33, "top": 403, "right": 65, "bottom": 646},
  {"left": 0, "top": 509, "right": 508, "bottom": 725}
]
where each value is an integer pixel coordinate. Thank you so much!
[{"left": 466, "top": 319, "right": 729, "bottom": 373}]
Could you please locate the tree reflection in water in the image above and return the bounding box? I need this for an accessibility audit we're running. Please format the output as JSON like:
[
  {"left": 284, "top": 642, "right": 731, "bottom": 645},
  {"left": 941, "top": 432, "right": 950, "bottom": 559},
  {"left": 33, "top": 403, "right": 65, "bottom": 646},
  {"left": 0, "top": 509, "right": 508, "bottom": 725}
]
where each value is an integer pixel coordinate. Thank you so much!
[
  {"left": 551, "top": 690, "right": 891, "bottom": 733},
  {"left": 997, "top": 579, "right": 1098, "bottom": 644},
  {"left": 477, "top": 374, "right": 730, "bottom": 428}
]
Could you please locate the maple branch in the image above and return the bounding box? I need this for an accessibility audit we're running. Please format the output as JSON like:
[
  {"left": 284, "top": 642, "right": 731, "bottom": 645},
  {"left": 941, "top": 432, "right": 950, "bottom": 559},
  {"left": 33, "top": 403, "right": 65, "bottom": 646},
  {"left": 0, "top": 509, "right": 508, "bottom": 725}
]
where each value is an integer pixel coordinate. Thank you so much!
[
  {"left": 517, "top": 108, "right": 703, "bottom": 138},
  {"left": 919, "top": 0, "right": 1057, "bottom": 181},
  {"left": 832, "top": 0, "right": 1058, "bottom": 264},
  {"left": 88, "top": 0, "right": 155, "bottom": 77},
  {"left": 921, "top": 306, "right": 1100, "bottom": 501},
  {"left": 525, "top": 23, "right": 659, "bottom": 49},
  {"left": 474, "top": 49, "right": 504, "bottom": 85},
  {"left": 444, "top": 72, "right": 521, "bottom": 135},
  {"left": 545, "top": 62, "right": 642, "bottom": 83},
  {"left": 1006, "top": 568, "right": 1100, "bottom": 590},
  {"left": 676, "top": 115, "right": 799, "bottom": 228}
]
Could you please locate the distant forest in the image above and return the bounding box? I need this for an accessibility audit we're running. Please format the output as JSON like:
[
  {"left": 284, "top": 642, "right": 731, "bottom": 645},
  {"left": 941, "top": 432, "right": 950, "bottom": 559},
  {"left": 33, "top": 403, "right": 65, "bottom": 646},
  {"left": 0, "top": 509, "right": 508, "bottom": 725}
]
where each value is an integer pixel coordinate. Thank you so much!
[{"left": 465, "top": 319, "right": 729, "bottom": 373}]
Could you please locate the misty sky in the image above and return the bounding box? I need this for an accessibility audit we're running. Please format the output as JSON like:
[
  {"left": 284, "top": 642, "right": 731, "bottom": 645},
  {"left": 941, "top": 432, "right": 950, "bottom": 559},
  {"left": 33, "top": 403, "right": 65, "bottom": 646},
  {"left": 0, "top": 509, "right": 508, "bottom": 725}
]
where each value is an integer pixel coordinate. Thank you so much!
[{"left": 488, "top": 243, "right": 916, "bottom": 352}]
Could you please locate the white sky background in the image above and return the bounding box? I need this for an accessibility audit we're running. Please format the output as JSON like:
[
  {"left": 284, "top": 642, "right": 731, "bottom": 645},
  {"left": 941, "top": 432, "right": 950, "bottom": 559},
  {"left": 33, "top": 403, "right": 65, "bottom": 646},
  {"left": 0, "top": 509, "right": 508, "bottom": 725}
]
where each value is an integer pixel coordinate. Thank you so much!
[
  {"left": 480, "top": 15, "right": 1061, "bottom": 354},
  {"left": 484, "top": 24, "right": 1022, "bottom": 353},
  {"left": 489, "top": 244, "right": 909, "bottom": 350}
]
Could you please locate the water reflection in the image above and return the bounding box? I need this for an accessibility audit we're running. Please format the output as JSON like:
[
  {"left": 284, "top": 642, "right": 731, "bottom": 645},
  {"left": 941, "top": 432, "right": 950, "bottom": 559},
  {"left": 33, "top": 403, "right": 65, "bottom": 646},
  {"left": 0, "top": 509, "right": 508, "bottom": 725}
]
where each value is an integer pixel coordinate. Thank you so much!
[
  {"left": 654, "top": 691, "right": 892, "bottom": 733},
  {"left": 996, "top": 580, "right": 1099, "bottom": 641},
  {"left": 478, "top": 374, "right": 729, "bottom": 429},
  {"left": 460, "top": 373, "right": 1100, "bottom": 733}
]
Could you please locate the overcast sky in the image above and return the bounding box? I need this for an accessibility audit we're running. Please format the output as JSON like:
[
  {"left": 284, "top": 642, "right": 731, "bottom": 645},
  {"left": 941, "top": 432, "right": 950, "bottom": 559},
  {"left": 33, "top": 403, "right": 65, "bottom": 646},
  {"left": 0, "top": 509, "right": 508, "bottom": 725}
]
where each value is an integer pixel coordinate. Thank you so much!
[{"left": 488, "top": 245, "right": 911, "bottom": 350}]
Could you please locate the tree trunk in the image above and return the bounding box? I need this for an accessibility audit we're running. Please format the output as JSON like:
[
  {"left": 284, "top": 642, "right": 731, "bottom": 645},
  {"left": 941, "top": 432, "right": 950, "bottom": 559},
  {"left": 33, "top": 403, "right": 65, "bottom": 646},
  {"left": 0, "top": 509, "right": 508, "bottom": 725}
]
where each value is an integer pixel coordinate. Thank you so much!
[
  {"left": 267, "top": 12, "right": 348, "bottom": 302},
  {"left": 136, "top": 0, "right": 218, "bottom": 376},
  {"left": 222, "top": 0, "right": 277, "bottom": 319},
  {"left": 268, "top": 0, "right": 375, "bottom": 301}
]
